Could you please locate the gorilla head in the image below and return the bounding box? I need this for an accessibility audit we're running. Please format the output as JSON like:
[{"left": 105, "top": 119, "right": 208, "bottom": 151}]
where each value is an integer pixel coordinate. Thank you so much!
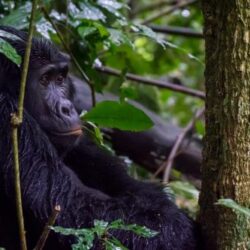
[{"left": 0, "top": 26, "right": 82, "bottom": 146}]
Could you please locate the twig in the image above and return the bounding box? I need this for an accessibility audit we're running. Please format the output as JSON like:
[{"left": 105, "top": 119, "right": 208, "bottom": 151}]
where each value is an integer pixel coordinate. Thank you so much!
[
  {"left": 141, "top": 0, "right": 198, "bottom": 25},
  {"left": 34, "top": 205, "right": 61, "bottom": 250},
  {"left": 164, "top": 108, "right": 204, "bottom": 182},
  {"left": 40, "top": 6, "right": 96, "bottom": 107},
  {"left": 153, "top": 108, "right": 204, "bottom": 182},
  {"left": 94, "top": 65, "right": 205, "bottom": 100},
  {"left": 132, "top": 0, "right": 177, "bottom": 16},
  {"left": 11, "top": 0, "right": 38, "bottom": 249},
  {"left": 65, "top": 0, "right": 70, "bottom": 48},
  {"left": 149, "top": 25, "right": 203, "bottom": 38}
]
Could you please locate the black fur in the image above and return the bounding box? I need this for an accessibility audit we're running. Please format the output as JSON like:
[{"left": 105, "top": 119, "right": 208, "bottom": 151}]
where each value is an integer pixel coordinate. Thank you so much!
[
  {"left": 0, "top": 26, "right": 200, "bottom": 249},
  {"left": 0, "top": 94, "right": 199, "bottom": 249}
]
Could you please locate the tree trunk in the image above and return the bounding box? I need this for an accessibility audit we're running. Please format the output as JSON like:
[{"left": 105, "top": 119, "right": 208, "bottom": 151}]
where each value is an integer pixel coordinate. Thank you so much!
[{"left": 199, "top": 1, "right": 250, "bottom": 249}]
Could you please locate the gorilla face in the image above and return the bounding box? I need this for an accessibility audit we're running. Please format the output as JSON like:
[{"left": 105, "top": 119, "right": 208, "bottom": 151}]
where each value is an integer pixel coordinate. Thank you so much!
[
  {"left": 0, "top": 26, "right": 83, "bottom": 148},
  {"left": 26, "top": 60, "right": 82, "bottom": 136}
]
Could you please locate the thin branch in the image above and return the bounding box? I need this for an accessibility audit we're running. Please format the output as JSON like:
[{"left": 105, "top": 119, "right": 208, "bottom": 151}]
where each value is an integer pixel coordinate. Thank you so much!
[
  {"left": 94, "top": 65, "right": 205, "bottom": 100},
  {"left": 17, "top": 4, "right": 37, "bottom": 121},
  {"left": 11, "top": 0, "right": 38, "bottom": 249},
  {"left": 41, "top": 6, "right": 96, "bottom": 107},
  {"left": 141, "top": 0, "right": 198, "bottom": 25},
  {"left": 149, "top": 25, "right": 203, "bottom": 38},
  {"left": 65, "top": 0, "right": 70, "bottom": 48},
  {"left": 34, "top": 205, "right": 61, "bottom": 250},
  {"left": 153, "top": 108, "right": 204, "bottom": 182},
  {"left": 132, "top": 0, "right": 177, "bottom": 16}
]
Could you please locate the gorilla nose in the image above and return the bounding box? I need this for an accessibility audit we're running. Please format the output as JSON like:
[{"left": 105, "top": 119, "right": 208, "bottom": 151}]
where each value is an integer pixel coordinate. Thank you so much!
[
  {"left": 60, "top": 100, "right": 74, "bottom": 117},
  {"left": 57, "top": 99, "right": 82, "bottom": 136}
]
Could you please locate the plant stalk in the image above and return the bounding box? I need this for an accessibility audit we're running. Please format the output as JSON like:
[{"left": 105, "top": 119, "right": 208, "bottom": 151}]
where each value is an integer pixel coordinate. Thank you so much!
[{"left": 11, "top": 0, "right": 38, "bottom": 249}]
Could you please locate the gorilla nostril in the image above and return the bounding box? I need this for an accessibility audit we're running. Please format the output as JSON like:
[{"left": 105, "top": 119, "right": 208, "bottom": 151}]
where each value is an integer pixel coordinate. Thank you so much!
[{"left": 61, "top": 106, "right": 70, "bottom": 116}]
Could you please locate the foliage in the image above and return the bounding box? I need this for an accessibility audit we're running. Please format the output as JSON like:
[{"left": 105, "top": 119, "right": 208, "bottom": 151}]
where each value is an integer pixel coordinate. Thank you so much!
[
  {"left": 169, "top": 181, "right": 199, "bottom": 200},
  {"left": 51, "top": 219, "right": 158, "bottom": 250},
  {"left": 0, "top": 35, "right": 21, "bottom": 66},
  {"left": 82, "top": 100, "right": 154, "bottom": 131},
  {"left": 169, "top": 181, "right": 199, "bottom": 219},
  {"left": 216, "top": 199, "right": 250, "bottom": 218}
]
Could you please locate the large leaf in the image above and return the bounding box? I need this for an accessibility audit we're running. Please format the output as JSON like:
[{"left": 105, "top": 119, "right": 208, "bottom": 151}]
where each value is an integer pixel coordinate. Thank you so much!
[
  {"left": 81, "top": 101, "right": 154, "bottom": 131},
  {"left": 0, "top": 38, "right": 21, "bottom": 66}
]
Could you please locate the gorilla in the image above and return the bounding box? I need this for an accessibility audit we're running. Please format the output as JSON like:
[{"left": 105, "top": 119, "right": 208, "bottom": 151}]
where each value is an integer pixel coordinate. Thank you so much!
[{"left": 0, "top": 26, "right": 200, "bottom": 249}]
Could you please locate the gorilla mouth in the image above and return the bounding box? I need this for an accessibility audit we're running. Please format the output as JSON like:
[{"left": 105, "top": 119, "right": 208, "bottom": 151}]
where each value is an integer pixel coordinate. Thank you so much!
[{"left": 51, "top": 128, "right": 83, "bottom": 137}]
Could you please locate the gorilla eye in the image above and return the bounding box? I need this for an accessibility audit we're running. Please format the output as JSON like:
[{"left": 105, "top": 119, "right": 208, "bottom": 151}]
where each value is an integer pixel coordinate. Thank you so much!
[
  {"left": 40, "top": 74, "right": 49, "bottom": 86},
  {"left": 56, "top": 74, "right": 64, "bottom": 84}
]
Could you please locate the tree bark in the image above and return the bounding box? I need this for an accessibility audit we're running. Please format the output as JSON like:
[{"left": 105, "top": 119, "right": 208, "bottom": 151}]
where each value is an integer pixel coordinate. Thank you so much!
[{"left": 199, "top": 1, "right": 250, "bottom": 249}]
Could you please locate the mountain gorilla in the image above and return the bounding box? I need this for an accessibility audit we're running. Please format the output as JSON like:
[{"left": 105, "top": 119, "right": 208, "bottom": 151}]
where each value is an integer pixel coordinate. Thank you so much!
[{"left": 0, "top": 26, "right": 200, "bottom": 249}]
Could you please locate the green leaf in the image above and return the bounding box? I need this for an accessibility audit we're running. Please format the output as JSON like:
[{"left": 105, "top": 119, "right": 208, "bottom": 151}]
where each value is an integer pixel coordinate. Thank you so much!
[
  {"left": 97, "top": 0, "right": 128, "bottom": 25},
  {"left": 51, "top": 226, "right": 94, "bottom": 250},
  {"left": 78, "top": 26, "right": 98, "bottom": 39},
  {"left": 51, "top": 226, "right": 89, "bottom": 236},
  {"left": 0, "top": 38, "right": 21, "bottom": 66},
  {"left": 124, "top": 224, "right": 158, "bottom": 238},
  {"left": 105, "top": 237, "right": 128, "bottom": 250},
  {"left": 93, "top": 220, "right": 108, "bottom": 237},
  {"left": 97, "top": 0, "right": 124, "bottom": 11},
  {"left": 51, "top": 219, "right": 158, "bottom": 250},
  {"left": 169, "top": 181, "right": 199, "bottom": 200},
  {"left": 108, "top": 219, "right": 158, "bottom": 238},
  {"left": 81, "top": 101, "right": 154, "bottom": 131},
  {"left": 93, "top": 126, "right": 104, "bottom": 144},
  {"left": 36, "top": 17, "right": 55, "bottom": 39},
  {"left": 195, "top": 119, "right": 205, "bottom": 136},
  {"left": 0, "top": 2, "right": 31, "bottom": 29},
  {"left": 120, "top": 83, "right": 138, "bottom": 101},
  {"left": 131, "top": 24, "right": 166, "bottom": 47},
  {"left": 77, "top": 23, "right": 109, "bottom": 45},
  {"left": 107, "top": 28, "right": 133, "bottom": 47},
  {"left": 77, "top": 2, "right": 106, "bottom": 21},
  {"left": 108, "top": 219, "right": 125, "bottom": 229},
  {"left": 216, "top": 199, "right": 250, "bottom": 217},
  {"left": 83, "top": 121, "right": 113, "bottom": 151},
  {"left": 94, "top": 23, "right": 110, "bottom": 38}
]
